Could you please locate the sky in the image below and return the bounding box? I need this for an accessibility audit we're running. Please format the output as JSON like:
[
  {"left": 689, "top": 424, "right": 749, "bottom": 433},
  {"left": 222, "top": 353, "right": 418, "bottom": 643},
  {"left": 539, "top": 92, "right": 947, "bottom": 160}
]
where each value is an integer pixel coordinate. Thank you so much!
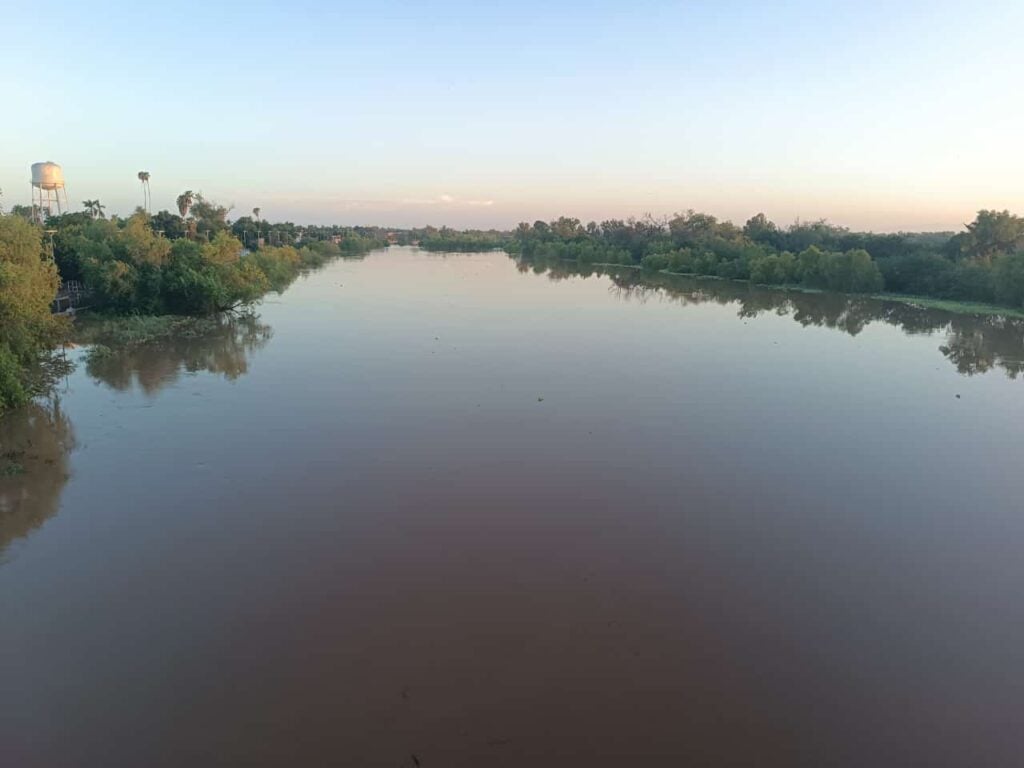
[{"left": 1, "top": 0, "right": 1021, "bottom": 232}]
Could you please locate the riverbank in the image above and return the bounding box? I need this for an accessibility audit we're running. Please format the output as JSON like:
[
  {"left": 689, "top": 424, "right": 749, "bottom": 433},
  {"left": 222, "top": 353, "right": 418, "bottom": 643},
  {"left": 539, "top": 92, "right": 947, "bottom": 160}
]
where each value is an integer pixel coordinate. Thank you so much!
[
  {"left": 663, "top": 270, "right": 1024, "bottom": 319},
  {"left": 866, "top": 293, "right": 1024, "bottom": 319}
]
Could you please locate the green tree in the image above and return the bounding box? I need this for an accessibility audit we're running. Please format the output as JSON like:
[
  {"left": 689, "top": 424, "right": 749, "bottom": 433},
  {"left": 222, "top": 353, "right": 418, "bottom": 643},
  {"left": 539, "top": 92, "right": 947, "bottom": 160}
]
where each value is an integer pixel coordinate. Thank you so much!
[
  {"left": 231, "top": 216, "right": 258, "bottom": 247},
  {"left": 121, "top": 212, "right": 172, "bottom": 266},
  {"left": 176, "top": 190, "right": 195, "bottom": 238},
  {"left": 743, "top": 212, "right": 779, "bottom": 245},
  {"left": 992, "top": 252, "right": 1024, "bottom": 308},
  {"left": 551, "top": 216, "right": 583, "bottom": 240},
  {"left": 188, "top": 194, "right": 231, "bottom": 241},
  {"left": 0, "top": 216, "right": 63, "bottom": 412},
  {"left": 796, "top": 245, "right": 827, "bottom": 286},
  {"left": 952, "top": 210, "right": 1024, "bottom": 263},
  {"left": 819, "top": 249, "right": 884, "bottom": 293},
  {"left": 150, "top": 209, "right": 186, "bottom": 239},
  {"left": 82, "top": 199, "right": 106, "bottom": 220},
  {"left": 750, "top": 251, "right": 797, "bottom": 285},
  {"left": 669, "top": 210, "right": 722, "bottom": 245}
]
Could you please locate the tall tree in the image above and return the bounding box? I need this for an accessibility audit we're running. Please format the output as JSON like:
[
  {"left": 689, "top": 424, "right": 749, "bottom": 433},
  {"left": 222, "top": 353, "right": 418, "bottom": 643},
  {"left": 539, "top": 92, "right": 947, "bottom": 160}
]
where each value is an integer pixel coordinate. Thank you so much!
[
  {"left": 188, "top": 195, "right": 231, "bottom": 241},
  {"left": 743, "top": 212, "right": 779, "bottom": 244},
  {"left": 253, "top": 207, "right": 261, "bottom": 246},
  {"left": 954, "top": 210, "right": 1024, "bottom": 263},
  {"left": 82, "top": 200, "right": 106, "bottom": 220},
  {"left": 137, "top": 171, "right": 151, "bottom": 212},
  {"left": 176, "top": 190, "right": 195, "bottom": 238}
]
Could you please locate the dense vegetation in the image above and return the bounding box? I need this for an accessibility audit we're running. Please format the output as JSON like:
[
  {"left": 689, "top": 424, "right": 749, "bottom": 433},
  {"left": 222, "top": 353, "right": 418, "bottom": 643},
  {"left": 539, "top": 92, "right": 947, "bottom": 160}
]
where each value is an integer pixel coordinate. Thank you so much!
[
  {"left": 508, "top": 210, "right": 1024, "bottom": 308},
  {"left": 417, "top": 227, "right": 510, "bottom": 252},
  {"left": 0, "top": 194, "right": 388, "bottom": 413},
  {"left": 230, "top": 216, "right": 390, "bottom": 253},
  {"left": 49, "top": 214, "right": 349, "bottom": 315},
  {"left": 0, "top": 217, "right": 66, "bottom": 413}
]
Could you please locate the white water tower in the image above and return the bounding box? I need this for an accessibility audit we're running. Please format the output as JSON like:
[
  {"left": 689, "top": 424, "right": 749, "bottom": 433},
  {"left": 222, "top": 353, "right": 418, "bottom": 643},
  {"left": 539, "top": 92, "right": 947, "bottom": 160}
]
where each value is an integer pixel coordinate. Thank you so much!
[{"left": 30, "top": 162, "right": 68, "bottom": 222}]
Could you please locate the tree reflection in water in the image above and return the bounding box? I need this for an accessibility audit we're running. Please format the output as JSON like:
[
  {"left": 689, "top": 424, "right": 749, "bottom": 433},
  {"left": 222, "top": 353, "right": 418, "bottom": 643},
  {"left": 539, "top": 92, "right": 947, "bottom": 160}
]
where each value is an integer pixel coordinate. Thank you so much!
[
  {"left": 0, "top": 314, "right": 273, "bottom": 555},
  {"left": 518, "top": 255, "right": 1024, "bottom": 380},
  {"left": 0, "top": 399, "right": 75, "bottom": 557},
  {"left": 85, "top": 313, "right": 273, "bottom": 394}
]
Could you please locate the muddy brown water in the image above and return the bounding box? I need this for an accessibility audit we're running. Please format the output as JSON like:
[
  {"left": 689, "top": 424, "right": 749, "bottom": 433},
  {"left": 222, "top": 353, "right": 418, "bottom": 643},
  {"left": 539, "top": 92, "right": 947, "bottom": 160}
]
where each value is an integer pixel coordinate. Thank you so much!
[{"left": 3, "top": 248, "right": 1024, "bottom": 767}]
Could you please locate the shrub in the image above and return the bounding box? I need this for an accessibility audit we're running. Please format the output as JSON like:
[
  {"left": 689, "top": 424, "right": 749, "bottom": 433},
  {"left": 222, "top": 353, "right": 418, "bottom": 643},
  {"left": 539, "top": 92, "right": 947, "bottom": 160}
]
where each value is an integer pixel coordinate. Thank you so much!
[
  {"left": 641, "top": 253, "right": 670, "bottom": 271},
  {"left": 750, "top": 252, "right": 798, "bottom": 285},
  {"left": 0, "top": 345, "right": 28, "bottom": 412},
  {"left": 993, "top": 252, "right": 1024, "bottom": 308}
]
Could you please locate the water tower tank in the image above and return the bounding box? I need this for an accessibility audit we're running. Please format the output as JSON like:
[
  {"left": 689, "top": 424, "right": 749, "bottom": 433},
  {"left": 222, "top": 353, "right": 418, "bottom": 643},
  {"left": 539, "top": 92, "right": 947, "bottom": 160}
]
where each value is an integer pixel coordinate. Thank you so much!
[{"left": 31, "top": 162, "right": 65, "bottom": 190}]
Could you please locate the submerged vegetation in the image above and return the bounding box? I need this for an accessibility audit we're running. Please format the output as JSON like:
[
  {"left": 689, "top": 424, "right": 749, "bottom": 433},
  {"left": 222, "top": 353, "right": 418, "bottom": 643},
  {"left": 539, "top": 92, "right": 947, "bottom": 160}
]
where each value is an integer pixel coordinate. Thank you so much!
[
  {"left": 73, "top": 314, "right": 232, "bottom": 358},
  {"left": 81, "top": 313, "right": 273, "bottom": 394}
]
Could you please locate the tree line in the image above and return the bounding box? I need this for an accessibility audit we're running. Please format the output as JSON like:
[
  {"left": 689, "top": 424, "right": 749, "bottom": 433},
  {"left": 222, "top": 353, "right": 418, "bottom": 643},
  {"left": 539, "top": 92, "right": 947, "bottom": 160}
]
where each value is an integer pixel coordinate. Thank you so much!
[
  {"left": 48, "top": 206, "right": 385, "bottom": 316},
  {"left": 415, "top": 226, "right": 509, "bottom": 252},
  {"left": 0, "top": 198, "right": 389, "bottom": 413},
  {"left": 504, "top": 209, "right": 1024, "bottom": 307}
]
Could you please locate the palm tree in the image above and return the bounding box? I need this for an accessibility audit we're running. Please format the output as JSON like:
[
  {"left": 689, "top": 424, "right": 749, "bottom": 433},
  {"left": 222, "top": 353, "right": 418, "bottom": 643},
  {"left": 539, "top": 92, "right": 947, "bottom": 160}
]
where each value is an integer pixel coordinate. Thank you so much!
[
  {"left": 137, "top": 171, "right": 151, "bottom": 212},
  {"left": 82, "top": 200, "right": 106, "bottom": 220},
  {"left": 176, "top": 190, "right": 194, "bottom": 238},
  {"left": 176, "top": 190, "right": 194, "bottom": 219},
  {"left": 252, "top": 207, "right": 261, "bottom": 247}
]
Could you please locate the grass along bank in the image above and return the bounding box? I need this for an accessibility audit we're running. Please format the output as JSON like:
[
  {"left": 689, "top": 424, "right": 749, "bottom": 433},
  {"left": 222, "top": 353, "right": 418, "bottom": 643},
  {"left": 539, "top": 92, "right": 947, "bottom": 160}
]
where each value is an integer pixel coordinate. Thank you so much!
[
  {"left": 866, "top": 294, "right": 1024, "bottom": 319},
  {"left": 650, "top": 267, "right": 1024, "bottom": 319}
]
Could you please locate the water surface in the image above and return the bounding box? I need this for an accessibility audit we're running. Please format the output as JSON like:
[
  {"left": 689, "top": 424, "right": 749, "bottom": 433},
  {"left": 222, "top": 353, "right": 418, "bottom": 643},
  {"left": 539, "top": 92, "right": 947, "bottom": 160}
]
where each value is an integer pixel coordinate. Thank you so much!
[{"left": 3, "top": 248, "right": 1023, "bottom": 767}]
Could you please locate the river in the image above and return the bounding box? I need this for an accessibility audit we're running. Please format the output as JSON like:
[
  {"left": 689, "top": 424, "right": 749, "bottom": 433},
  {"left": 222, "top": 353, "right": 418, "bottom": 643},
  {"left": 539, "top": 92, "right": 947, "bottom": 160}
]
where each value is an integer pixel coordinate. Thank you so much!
[{"left": 2, "top": 247, "right": 1023, "bottom": 766}]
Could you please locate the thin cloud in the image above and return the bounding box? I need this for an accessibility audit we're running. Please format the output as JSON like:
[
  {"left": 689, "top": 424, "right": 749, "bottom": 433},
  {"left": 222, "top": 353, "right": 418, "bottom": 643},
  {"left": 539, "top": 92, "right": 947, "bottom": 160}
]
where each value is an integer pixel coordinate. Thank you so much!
[
  {"left": 266, "top": 193, "right": 496, "bottom": 210},
  {"left": 399, "top": 194, "right": 494, "bottom": 207}
]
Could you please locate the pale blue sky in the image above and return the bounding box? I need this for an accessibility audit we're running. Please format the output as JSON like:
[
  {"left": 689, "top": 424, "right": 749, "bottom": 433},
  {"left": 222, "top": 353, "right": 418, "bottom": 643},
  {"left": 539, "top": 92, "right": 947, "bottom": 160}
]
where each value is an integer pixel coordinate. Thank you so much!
[{"left": 2, "top": 1, "right": 1021, "bottom": 230}]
